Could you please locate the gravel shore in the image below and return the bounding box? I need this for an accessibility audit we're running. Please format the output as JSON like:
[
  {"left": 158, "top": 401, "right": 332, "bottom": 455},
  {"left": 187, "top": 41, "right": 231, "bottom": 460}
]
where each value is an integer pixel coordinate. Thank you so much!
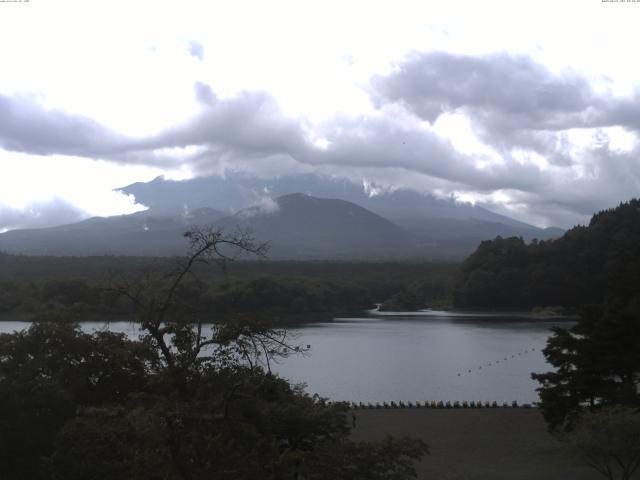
[{"left": 350, "top": 408, "right": 602, "bottom": 480}]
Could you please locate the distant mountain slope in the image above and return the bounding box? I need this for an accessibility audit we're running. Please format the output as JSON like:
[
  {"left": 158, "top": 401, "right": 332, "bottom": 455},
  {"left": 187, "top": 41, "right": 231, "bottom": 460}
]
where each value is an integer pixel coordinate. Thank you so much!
[
  {"left": 453, "top": 199, "right": 640, "bottom": 309},
  {"left": 0, "top": 185, "right": 563, "bottom": 260},
  {"left": 118, "top": 172, "right": 556, "bottom": 230},
  {"left": 118, "top": 173, "right": 563, "bottom": 254},
  {"left": 393, "top": 216, "right": 563, "bottom": 242},
  {"left": 217, "top": 193, "right": 422, "bottom": 259},
  {"left": 0, "top": 194, "right": 438, "bottom": 259},
  {"left": 0, "top": 208, "right": 224, "bottom": 256}
]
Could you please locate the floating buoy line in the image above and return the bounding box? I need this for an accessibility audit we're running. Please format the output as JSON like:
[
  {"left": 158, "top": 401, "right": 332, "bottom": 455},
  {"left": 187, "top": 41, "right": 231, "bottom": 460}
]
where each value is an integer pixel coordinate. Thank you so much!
[{"left": 455, "top": 348, "right": 537, "bottom": 378}]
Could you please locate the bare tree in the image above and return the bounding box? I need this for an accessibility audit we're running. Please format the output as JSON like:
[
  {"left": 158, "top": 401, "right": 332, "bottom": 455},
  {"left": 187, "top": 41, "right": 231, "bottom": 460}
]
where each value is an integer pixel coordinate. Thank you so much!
[{"left": 106, "top": 226, "right": 304, "bottom": 388}]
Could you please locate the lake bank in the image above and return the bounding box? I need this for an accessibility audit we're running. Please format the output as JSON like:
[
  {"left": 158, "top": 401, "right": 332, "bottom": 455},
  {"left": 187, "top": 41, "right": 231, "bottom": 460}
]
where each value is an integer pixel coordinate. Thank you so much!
[
  {"left": 368, "top": 307, "right": 578, "bottom": 320},
  {"left": 0, "top": 307, "right": 579, "bottom": 323},
  {"left": 350, "top": 408, "right": 599, "bottom": 480}
]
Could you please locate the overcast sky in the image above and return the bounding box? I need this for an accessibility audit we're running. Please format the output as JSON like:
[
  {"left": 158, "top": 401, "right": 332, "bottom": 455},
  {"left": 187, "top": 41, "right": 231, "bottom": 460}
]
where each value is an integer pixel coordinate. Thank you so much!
[{"left": 1, "top": 0, "right": 639, "bottom": 231}]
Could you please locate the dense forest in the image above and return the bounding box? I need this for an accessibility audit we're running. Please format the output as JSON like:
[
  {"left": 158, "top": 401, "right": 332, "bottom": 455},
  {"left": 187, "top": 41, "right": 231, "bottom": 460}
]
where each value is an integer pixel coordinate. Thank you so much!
[
  {"left": 0, "top": 275, "right": 373, "bottom": 324},
  {"left": 0, "top": 253, "right": 457, "bottom": 321},
  {"left": 453, "top": 199, "right": 640, "bottom": 310}
]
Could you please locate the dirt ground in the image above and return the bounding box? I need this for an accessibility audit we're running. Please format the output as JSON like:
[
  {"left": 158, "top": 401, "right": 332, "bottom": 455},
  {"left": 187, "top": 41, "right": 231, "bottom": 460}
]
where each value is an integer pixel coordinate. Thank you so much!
[{"left": 350, "top": 408, "right": 605, "bottom": 480}]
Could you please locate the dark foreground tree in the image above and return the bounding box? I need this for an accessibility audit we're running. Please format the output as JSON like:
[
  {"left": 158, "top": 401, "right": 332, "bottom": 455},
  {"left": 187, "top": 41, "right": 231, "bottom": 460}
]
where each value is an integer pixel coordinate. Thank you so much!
[
  {"left": 0, "top": 227, "right": 427, "bottom": 480},
  {"left": 562, "top": 407, "right": 640, "bottom": 480},
  {"left": 0, "top": 322, "right": 157, "bottom": 480},
  {"left": 532, "top": 299, "right": 640, "bottom": 430}
]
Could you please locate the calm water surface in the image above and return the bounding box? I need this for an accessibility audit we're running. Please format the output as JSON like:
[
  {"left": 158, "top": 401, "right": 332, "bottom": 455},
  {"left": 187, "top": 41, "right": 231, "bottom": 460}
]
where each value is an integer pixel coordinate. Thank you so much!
[{"left": 0, "top": 310, "right": 571, "bottom": 403}]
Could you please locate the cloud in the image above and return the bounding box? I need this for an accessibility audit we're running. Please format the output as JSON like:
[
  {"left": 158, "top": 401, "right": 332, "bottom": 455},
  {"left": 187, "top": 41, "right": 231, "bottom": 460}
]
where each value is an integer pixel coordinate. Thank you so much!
[
  {"left": 194, "top": 82, "right": 217, "bottom": 106},
  {"left": 237, "top": 196, "right": 280, "bottom": 218},
  {"left": 371, "top": 52, "right": 599, "bottom": 129},
  {"left": 1, "top": 63, "right": 638, "bottom": 229},
  {"left": 369, "top": 51, "right": 640, "bottom": 161},
  {"left": 127, "top": 81, "right": 639, "bottom": 227},
  {"left": 314, "top": 113, "right": 550, "bottom": 192},
  {"left": 143, "top": 90, "right": 309, "bottom": 170},
  {"left": 603, "top": 94, "right": 640, "bottom": 133},
  {"left": 187, "top": 40, "right": 204, "bottom": 61},
  {"left": 366, "top": 51, "right": 640, "bottom": 225},
  {"left": 0, "top": 93, "right": 134, "bottom": 157},
  {"left": 0, "top": 197, "right": 88, "bottom": 232},
  {"left": 0, "top": 89, "right": 309, "bottom": 172}
]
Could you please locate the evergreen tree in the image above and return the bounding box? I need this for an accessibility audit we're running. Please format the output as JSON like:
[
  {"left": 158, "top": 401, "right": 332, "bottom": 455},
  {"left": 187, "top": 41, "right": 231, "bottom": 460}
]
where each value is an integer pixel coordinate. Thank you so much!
[{"left": 532, "top": 299, "right": 640, "bottom": 430}]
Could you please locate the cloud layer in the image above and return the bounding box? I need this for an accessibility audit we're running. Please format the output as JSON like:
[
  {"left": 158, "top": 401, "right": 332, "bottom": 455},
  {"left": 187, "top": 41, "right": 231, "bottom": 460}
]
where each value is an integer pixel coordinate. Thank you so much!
[
  {"left": 1, "top": 51, "right": 639, "bottom": 228},
  {"left": 0, "top": 197, "right": 88, "bottom": 233}
]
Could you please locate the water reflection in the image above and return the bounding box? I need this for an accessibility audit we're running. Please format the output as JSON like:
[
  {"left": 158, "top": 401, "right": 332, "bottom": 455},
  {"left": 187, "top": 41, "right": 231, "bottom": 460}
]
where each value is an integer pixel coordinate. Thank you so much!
[{"left": 0, "top": 312, "right": 573, "bottom": 403}]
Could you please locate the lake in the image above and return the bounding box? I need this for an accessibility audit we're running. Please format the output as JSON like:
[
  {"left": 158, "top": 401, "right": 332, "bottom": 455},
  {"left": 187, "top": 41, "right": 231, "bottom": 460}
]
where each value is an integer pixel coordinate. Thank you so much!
[{"left": 0, "top": 310, "right": 571, "bottom": 404}]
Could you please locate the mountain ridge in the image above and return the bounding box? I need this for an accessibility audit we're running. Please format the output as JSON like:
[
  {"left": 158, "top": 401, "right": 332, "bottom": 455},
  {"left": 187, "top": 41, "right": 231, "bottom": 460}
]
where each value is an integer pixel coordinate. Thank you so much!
[
  {"left": 118, "top": 172, "right": 556, "bottom": 231},
  {"left": 0, "top": 177, "right": 564, "bottom": 259}
]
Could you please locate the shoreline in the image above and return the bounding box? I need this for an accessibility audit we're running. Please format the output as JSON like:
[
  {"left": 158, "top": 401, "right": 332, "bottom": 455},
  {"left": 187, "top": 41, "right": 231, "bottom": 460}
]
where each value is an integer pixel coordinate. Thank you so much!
[
  {"left": 368, "top": 307, "right": 579, "bottom": 320},
  {"left": 0, "top": 307, "right": 579, "bottom": 323}
]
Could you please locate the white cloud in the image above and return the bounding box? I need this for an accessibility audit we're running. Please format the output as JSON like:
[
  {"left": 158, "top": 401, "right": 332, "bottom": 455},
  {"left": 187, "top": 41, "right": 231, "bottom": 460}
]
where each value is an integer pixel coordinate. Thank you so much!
[
  {"left": 0, "top": 151, "right": 157, "bottom": 217},
  {"left": 237, "top": 196, "right": 280, "bottom": 218},
  {"left": 0, "top": 0, "right": 639, "bottom": 229}
]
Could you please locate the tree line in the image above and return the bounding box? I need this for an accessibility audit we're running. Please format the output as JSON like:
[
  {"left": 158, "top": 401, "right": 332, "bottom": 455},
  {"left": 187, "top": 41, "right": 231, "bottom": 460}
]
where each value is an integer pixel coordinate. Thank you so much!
[
  {"left": 453, "top": 199, "right": 640, "bottom": 310},
  {"left": 0, "top": 253, "right": 458, "bottom": 320},
  {"left": 0, "top": 275, "right": 373, "bottom": 324}
]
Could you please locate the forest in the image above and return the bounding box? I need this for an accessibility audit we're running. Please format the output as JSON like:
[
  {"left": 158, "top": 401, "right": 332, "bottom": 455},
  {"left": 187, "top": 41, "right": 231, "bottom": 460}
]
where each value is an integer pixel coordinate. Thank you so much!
[
  {"left": 0, "top": 254, "right": 457, "bottom": 322},
  {"left": 453, "top": 199, "right": 640, "bottom": 311}
]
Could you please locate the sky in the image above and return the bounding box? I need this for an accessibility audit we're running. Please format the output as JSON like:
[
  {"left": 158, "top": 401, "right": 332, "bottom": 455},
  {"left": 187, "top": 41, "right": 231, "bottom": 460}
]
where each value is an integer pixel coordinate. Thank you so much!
[{"left": 1, "top": 0, "right": 639, "bottom": 231}]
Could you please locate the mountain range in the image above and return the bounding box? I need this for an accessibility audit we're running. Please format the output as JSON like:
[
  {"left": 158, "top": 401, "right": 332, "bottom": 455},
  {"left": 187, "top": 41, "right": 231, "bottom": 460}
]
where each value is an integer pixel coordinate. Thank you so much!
[{"left": 0, "top": 173, "right": 563, "bottom": 259}]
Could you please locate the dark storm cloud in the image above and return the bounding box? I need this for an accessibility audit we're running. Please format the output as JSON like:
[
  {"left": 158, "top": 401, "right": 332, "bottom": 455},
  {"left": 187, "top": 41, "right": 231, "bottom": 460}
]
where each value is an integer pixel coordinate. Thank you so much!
[
  {"left": 144, "top": 90, "right": 309, "bottom": 164},
  {"left": 303, "top": 114, "right": 547, "bottom": 192},
  {"left": 1, "top": 63, "right": 638, "bottom": 229},
  {"left": 0, "top": 197, "right": 88, "bottom": 232},
  {"left": 0, "top": 89, "right": 306, "bottom": 169},
  {"left": 371, "top": 52, "right": 600, "bottom": 130},
  {"left": 369, "top": 51, "right": 640, "bottom": 162},
  {"left": 0, "top": 93, "right": 134, "bottom": 157},
  {"left": 139, "top": 87, "right": 548, "bottom": 194},
  {"left": 603, "top": 94, "right": 640, "bottom": 132},
  {"left": 482, "top": 145, "right": 640, "bottom": 227},
  {"left": 366, "top": 51, "right": 640, "bottom": 227}
]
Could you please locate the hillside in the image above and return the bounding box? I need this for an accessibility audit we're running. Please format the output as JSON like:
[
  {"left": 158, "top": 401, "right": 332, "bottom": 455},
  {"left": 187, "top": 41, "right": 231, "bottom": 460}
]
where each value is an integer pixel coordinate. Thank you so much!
[
  {"left": 453, "top": 199, "right": 640, "bottom": 309},
  {"left": 0, "top": 208, "right": 224, "bottom": 256},
  {"left": 0, "top": 194, "right": 425, "bottom": 259},
  {"left": 0, "top": 183, "right": 563, "bottom": 260},
  {"left": 119, "top": 173, "right": 561, "bottom": 242},
  {"left": 217, "top": 193, "right": 423, "bottom": 259}
]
